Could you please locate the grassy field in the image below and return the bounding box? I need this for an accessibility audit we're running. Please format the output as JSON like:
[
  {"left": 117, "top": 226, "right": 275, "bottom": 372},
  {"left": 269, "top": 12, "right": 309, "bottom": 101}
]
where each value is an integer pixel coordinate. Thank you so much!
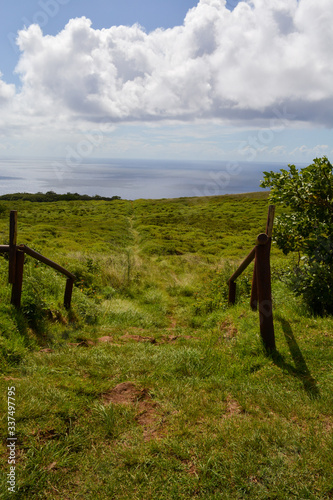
[{"left": 0, "top": 192, "right": 332, "bottom": 499}]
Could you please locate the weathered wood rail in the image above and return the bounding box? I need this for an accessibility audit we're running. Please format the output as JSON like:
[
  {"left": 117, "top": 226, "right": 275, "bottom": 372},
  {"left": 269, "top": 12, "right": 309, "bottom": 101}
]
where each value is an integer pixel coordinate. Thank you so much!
[
  {"left": 228, "top": 205, "right": 276, "bottom": 352},
  {"left": 0, "top": 211, "right": 76, "bottom": 309}
]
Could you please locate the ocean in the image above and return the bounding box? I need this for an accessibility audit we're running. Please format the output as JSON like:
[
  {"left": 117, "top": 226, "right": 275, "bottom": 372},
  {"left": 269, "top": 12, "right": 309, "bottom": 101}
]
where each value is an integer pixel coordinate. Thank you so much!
[{"left": 0, "top": 157, "right": 287, "bottom": 200}]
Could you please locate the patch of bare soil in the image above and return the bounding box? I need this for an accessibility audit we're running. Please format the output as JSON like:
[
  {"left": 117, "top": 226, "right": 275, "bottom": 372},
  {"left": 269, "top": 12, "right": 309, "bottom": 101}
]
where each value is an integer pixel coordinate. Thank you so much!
[
  {"left": 30, "top": 428, "right": 59, "bottom": 443},
  {"left": 45, "top": 461, "right": 58, "bottom": 471},
  {"left": 225, "top": 395, "right": 244, "bottom": 416},
  {"left": 219, "top": 319, "right": 238, "bottom": 340},
  {"left": 120, "top": 334, "right": 157, "bottom": 344},
  {"left": 64, "top": 333, "right": 200, "bottom": 349},
  {"left": 322, "top": 416, "right": 333, "bottom": 433},
  {"left": 68, "top": 337, "right": 113, "bottom": 348},
  {"left": 102, "top": 382, "right": 144, "bottom": 405},
  {"left": 182, "top": 459, "right": 199, "bottom": 477},
  {"left": 159, "top": 334, "right": 200, "bottom": 343},
  {"left": 121, "top": 333, "right": 200, "bottom": 344},
  {"left": 102, "top": 382, "right": 163, "bottom": 441},
  {"left": 96, "top": 336, "right": 114, "bottom": 343},
  {"left": 166, "top": 317, "right": 177, "bottom": 330},
  {"left": 68, "top": 340, "right": 95, "bottom": 348}
]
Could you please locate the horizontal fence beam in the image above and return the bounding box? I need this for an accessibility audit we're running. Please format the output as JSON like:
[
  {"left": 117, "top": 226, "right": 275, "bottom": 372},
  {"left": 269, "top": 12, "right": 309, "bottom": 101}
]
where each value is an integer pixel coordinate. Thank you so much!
[
  {"left": 19, "top": 244, "right": 76, "bottom": 280},
  {"left": 228, "top": 233, "right": 269, "bottom": 284},
  {"left": 0, "top": 245, "right": 9, "bottom": 252},
  {"left": 228, "top": 246, "right": 256, "bottom": 283}
]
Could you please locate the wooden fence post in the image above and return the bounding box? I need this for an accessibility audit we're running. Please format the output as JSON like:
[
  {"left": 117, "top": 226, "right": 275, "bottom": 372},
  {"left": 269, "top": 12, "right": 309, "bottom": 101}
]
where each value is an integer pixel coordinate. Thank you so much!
[
  {"left": 266, "top": 205, "right": 275, "bottom": 239},
  {"left": 255, "top": 233, "right": 275, "bottom": 352},
  {"left": 3, "top": 212, "right": 76, "bottom": 310},
  {"left": 8, "top": 211, "right": 17, "bottom": 284},
  {"left": 250, "top": 268, "right": 257, "bottom": 311},
  {"left": 64, "top": 278, "right": 74, "bottom": 309},
  {"left": 11, "top": 249, "right": 24, "bottom": 308},
  {"left": 250, "top": 205, "right": 275, "bottom": 311},
  {"left": 228, "top": 280, "right": 236, "bottom": 305}
]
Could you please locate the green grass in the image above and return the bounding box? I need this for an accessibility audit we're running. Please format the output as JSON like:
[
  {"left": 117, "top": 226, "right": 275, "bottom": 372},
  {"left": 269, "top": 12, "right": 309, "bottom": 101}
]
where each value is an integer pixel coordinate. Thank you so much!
[{"left": 0, "top": 192, "right": 332, "bottom": 499}]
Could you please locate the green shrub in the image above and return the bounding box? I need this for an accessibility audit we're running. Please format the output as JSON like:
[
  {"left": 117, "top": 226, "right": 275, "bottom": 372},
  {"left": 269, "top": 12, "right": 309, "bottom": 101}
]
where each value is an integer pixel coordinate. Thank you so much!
[
  {"left": 290, "top": 259, "right": 333, "bottom": 315},
  {"left": 261, "top": 157, "right": 333, "bottom": 314}
]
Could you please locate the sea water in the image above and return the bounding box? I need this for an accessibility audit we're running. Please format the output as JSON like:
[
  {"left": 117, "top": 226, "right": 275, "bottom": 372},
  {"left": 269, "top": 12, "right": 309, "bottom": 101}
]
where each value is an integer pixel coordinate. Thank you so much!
[{"left": 0, "top": 157, "right": 288, "bottom": 200}]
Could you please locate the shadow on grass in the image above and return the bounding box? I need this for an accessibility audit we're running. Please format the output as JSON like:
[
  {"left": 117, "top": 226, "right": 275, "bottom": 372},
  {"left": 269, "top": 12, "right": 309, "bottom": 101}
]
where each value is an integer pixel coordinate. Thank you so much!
[{"left": 272, "top": 315, "right": 320, "bottom": 399}]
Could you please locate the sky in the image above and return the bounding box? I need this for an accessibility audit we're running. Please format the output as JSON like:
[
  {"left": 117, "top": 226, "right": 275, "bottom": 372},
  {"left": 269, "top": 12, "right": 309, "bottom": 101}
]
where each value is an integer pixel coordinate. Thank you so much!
[{"left": 0, "top": 0, "right": 332, "bottom": 166}]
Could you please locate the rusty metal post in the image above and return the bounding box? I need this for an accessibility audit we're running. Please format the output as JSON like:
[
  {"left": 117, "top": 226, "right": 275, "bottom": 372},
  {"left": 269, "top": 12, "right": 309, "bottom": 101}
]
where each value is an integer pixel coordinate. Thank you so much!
[
  {"left": 255, "top": 234, "right": 275, "bottom": 352},
  {"left": 64, "top": 278, "right": 74, "bottom": 309},
  {"left": 228, "top": 280, "right": 236, "bottom": 305},
  {"left": 8, "top": 211, "right": 17, "bottom": 284},
  {"left": 11, "top": 249, "right": 24, "bottom": 308}
]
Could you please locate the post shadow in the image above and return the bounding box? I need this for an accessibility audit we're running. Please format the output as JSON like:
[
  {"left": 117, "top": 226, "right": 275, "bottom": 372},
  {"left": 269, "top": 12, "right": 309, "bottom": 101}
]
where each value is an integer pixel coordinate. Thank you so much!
[{"left": 271, "top": 315, "right": 320, "bottom": 399}]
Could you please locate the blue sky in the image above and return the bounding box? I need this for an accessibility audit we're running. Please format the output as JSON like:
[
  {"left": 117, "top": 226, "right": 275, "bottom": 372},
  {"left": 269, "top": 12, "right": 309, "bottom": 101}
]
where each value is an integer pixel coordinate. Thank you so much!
[{"left": 0, "top": 0, "right": 332, "bottom": 166}]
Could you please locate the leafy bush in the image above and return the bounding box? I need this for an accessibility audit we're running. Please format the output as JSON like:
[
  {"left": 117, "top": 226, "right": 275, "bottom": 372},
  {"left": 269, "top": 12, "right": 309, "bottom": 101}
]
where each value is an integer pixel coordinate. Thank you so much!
[
  {"left": 289, "top": 259, "right": 333, "bottom": 315},
  {"left": 261, "top": 157, "right": 333, "bottom": 315}
]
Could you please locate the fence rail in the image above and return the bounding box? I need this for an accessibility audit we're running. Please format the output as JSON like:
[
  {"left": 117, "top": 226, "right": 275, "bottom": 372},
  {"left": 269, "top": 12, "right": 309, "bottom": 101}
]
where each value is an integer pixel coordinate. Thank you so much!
[
  {"left": 228, "top": 205, "right": 276, "bottom": 352},
  {"left": 19, "top": 244, "right": 76, "bottom": 280},
  {"left": 1, "top": 211, "right": 76, "bottom": 309}
]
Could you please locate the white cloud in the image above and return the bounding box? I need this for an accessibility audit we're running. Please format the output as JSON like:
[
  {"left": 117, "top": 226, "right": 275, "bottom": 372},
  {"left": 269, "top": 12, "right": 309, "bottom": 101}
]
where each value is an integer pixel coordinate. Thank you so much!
[
  {"left": 1, "top": 0, "right": 333, "bottom": 135},
  {"left": 269, "top": 145, "right": 288, "bottom": 156},
  {"left": 290, "top": 144, "right": 329, "bottom": 157},
  {"left": 0, "top": 73, "right": 15, "bottom": 104}
]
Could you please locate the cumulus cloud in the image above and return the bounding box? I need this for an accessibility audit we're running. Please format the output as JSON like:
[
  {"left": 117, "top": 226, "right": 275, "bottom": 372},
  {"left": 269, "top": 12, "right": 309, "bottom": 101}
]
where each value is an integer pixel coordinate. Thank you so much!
[
  {"left": 0, "top": 73, "right": 15, "bottom": 104},
  {"left": 3, "top": 0, "right": 333, "bottom": 129}
]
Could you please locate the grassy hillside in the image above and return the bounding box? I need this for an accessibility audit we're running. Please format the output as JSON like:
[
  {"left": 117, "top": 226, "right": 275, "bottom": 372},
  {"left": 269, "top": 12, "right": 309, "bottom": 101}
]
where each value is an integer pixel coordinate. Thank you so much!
[{"left": 0, "top": 193, "right": 332, "bottom": 499}]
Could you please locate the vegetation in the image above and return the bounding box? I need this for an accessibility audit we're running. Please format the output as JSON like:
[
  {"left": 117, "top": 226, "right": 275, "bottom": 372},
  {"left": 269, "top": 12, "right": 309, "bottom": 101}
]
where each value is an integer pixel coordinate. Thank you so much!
[
  {"left": 261, "top": 157, "right": 333, "bottom": 315},
  {"left": 0, "top": 191, "right": 121, "bottom": 203},
  {"left": 0, "top": 191, "right": 332, "bottom": 499}
]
